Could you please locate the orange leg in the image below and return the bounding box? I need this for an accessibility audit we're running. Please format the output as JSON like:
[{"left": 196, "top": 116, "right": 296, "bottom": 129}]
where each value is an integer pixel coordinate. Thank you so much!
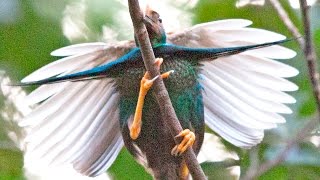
[
  {"left": 171, "top": 129, "right": 195, "bottom": 156},
  {"left": 130, "top": 71, "right": 157, "bottom": 139},
  {"left": 130, "top": 58, "right": 173, "bottom": 140}
]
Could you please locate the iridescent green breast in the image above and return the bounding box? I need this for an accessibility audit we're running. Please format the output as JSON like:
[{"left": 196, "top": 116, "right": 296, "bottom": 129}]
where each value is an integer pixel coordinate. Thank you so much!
[{"left": 117, "top": 57, "right": 203, "bottom": 130}]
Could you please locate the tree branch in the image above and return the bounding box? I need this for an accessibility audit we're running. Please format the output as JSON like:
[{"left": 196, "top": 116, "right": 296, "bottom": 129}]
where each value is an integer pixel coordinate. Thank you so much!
[
  {"left": 269, "top": 0, "right": 320, "bottom": 123},
  {"left": 299, "top": 0, "right": 320, "bottom": 124},
  {"left": 127, "top": 0, "right": 206, "bottom": 179},
  {"left": 268, "top": 0, "right": 304, "bottom": 47}
]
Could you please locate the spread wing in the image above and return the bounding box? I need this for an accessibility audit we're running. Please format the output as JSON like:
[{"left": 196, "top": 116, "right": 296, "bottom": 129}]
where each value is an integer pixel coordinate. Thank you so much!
[
  {"left": 21, "top": 41, "right": 135, "bottom": 176},
  {"left": 168, "top": 19, "right": 298, "bottom": 148}
]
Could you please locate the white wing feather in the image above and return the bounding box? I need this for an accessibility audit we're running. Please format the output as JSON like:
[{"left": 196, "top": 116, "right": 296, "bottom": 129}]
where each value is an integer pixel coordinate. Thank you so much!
[
  {"left": 169, "top": 19, "right": 298, "bottom": 148},
  {"left": 22, "top": 42, "right": 133, "bottom": 176},
  {"left": 50, "top": 42, "right": 107, "bottom": 56}
]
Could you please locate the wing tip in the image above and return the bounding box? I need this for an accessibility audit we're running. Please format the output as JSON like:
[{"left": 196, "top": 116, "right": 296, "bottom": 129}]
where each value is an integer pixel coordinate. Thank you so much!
[{"left": 50, "top": 42, "right": 107, "bottom": 57}]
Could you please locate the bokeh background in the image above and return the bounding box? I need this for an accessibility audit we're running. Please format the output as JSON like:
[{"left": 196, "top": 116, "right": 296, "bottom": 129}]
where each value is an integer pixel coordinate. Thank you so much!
[{"left": 0, "top": 0, "right": 320, "bottom": 179}]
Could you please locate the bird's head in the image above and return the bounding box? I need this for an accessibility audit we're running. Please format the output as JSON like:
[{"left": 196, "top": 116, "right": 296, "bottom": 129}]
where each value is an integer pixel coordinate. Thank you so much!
[{"left": 143, "top": 6, "right": 166, "bottom": 47}]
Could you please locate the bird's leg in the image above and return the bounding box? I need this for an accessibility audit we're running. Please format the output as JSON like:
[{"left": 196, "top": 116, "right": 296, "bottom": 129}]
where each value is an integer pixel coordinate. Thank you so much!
[
  {"left": 171, "top": 129, "right": 195, "bottom": 156},
  {"left": 130, "top": 58, "right": 173, "bottom": 140},
  {"left": 130, "top": 71, "right": 157, "bottom": 139}
]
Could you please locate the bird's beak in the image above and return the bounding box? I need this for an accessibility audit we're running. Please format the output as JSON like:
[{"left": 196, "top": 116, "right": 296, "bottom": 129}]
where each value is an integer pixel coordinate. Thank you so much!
[
  {"left": 143, "top": 4, "right": 161, "bottom": 32},
  {"left": 144, "top": 14, "right": 161, "bottom": 36},
  {"left": 143, "top": 15, "right": 154, "bottom": 28},
  {"left": 143, "top": 4, "right": 157, "bottom": 29}
]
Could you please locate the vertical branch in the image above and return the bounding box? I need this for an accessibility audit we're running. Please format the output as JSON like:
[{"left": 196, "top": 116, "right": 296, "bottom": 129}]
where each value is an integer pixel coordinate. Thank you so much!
[
  {"left": 127, "top": 0, "right": 206, "bottom": 179},
  {"left": 299, "top": 0, "right": 320, "bottom": 123},
  {"left": 269, "top": 0, "right": 320, "bottom": 123}
]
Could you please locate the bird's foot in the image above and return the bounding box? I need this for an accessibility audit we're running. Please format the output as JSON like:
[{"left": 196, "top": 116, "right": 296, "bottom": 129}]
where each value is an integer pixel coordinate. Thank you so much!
[
  {"left": 171, "top": 129, "right": 195, "bottom": 156},
  {"left": 130, "top": 58, "right": 173, "bottom": 140}
]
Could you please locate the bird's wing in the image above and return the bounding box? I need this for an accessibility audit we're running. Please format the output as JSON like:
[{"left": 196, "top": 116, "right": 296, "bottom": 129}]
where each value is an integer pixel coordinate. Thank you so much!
[
  {"left": 21, "top": 41, "right": 135, "bottom": 176},
  {"left": 168, "top": 19, "right": 298, "bottom": 148}
]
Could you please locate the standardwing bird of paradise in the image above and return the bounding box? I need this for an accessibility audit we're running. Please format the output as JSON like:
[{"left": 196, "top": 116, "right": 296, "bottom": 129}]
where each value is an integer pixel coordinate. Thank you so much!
[{"left": 18, "top": 7, "right": 298, "bottom": 179}]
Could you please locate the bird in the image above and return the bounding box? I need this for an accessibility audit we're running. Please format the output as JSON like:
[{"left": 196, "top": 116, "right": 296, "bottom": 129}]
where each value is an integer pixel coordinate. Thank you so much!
[{"left": 18, "top": 7, "right": 298, "bottom": 180}]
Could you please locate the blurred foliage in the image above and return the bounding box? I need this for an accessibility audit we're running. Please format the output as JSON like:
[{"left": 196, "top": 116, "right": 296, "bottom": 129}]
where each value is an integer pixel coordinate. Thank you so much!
[
  {"left": 0, "top": 149, "right": 23, "bottom": 180},
  {"left": 0, "top": 0, "right": 320, "bottom": 179},
  {"left": 260, "top": 165, "right": 320, "bottom": 180},
  {"left": 109, "top": 149, "right": 152, "bottom": 179},
  {"left": 200, "top": 159, "right": 240, "bottom": 180}
]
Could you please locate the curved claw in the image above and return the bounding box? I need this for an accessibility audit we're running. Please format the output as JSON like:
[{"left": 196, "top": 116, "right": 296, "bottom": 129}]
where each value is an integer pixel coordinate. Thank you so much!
[
  {"left": 171, "top": 129, "right": 195, "bottom": 156},
  {"left": 154, "top": 57, "right": 163, "bottom": 67},
  {"left": 161, "top": 70, "right": 174, "bottom": 79},
  {"left": 143, "top": 75, "right": 159, "bottom": 90}
]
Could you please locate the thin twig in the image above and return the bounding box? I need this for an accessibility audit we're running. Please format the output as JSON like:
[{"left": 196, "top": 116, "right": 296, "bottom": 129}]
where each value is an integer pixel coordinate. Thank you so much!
[
  {"left": 242, "top": 146, "right": 259, "bottom": 179},
  {"left": 127, "top": 0, "right": 206, "bottom": 179},
  {"left": 268, "top": 0, "right": 304, "bottom": 47}
]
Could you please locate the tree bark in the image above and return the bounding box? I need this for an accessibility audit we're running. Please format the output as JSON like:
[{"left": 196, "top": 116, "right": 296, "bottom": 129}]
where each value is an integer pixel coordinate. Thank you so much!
[{"left": 127, "top": 0, "right": 207, "bottom": 179}]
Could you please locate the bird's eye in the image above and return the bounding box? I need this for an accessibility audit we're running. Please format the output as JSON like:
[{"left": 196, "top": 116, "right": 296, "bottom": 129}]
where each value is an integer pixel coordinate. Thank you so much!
[{"left": 158, "top": 18, "right": 162, "bottom": 23}]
